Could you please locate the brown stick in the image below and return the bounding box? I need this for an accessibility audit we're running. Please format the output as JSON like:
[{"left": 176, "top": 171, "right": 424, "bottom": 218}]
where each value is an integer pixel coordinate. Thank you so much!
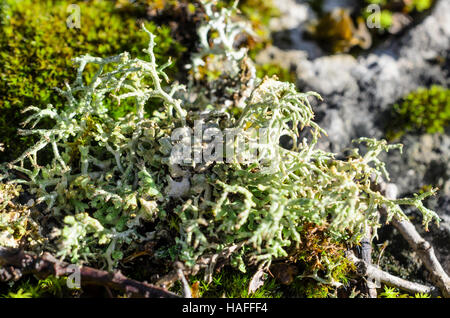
[
  {"left": 359, "top": 225, "right": 378, "bottom": 298},
  {"left": 0, "top": 247, "right": 180, "bottom": 298},
  {"left": 378, "top": 182, "right": 450, "bottom": 298},
  {"left": 347, "top": 251, "right": 439, "bottom": 296}
]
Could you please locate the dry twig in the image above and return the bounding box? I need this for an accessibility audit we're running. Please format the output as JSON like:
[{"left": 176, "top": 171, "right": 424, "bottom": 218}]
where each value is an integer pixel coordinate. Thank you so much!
[
  {"left": 347, "top": 251, "right": 439, "bottom": 296},
  {"left": 0, "top": 247, "right": 179, "bottom": 298},
  {"left": 377, "top": 182, "right": 450, "bottom": 298}
]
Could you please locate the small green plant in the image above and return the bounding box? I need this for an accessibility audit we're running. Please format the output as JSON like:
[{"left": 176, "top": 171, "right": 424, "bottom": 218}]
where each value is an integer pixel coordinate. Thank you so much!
[
  {"left": 379, "top": 286, "right": 400, "bottom": 298},
  {"left": 172, "top": 267, "right": 283, "bottom": 298},
  {"left": 1, "top": 288, "right": 34, "bottom": 298},
  {"left": 386, "top": 85, "right": 450, "bottom": 140},
  {"left": 0, "top": 276, "right": 68, "bottom": 298},
  {"left": 255, "top": 63, "right": 296, "bottom": 84},
  {"left": 379, "top": 286, "right": 431, "bottom": 298}
]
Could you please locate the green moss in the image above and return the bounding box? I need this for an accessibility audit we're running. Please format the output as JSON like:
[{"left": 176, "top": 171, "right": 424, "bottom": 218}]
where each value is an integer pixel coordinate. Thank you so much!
[
  {"left": 255, "top": 63, "right": 296, "bottom": 84},
  {"left": 170, "top": 267, "right": 283, "bottom": 298},
  {"left": 0, "top": 0, "right": 183, "bottom": 162},
  {"left": 283, "top": 223, "right": 355, "bottom": 297},
  {"left": 0, "top": 275, "right": 72, "bottom": 298},
  {"left": 378, "top": 286, "right": 431, "bottom": 298},
  {"left": 173, "top": 246, "right": 353, "bottom": 298},
  {"left": 386, "top": 85, "right": 450, "bottom": 140},
  {"left": 291, "top": 279, "right": 330, "bottom": 298},
  {"left": 171, "top": 223, "right": 356, "bottom": 299}
]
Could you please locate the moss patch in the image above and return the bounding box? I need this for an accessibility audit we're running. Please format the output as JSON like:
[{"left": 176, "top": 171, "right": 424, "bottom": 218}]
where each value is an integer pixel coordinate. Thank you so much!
[
  {"left": 0, "top": 0, "right": 184, "bottom": 162},
  {"left": 386, "top": 85, "right": 450, "bottom": 140}
]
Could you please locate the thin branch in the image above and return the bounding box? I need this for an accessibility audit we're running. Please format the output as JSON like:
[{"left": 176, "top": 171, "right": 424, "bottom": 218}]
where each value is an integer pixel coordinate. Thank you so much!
[
  {"left": 156, "top": 242, "right": 246, "bottom": 288},
  {"left": 0, "top": 247, "right": 179, "bottom": 298},
  {"left": 359, "top": 225, "right": 377, "bottom": 298},
  {"left": 377, "top": 182, "right": 450, "bottom": 298},
  {"left": 175, "top": 262, "right": 192, "bottom": 298},
  {"left": 347, "top": 251, "right": 439, "bottom": 296}
]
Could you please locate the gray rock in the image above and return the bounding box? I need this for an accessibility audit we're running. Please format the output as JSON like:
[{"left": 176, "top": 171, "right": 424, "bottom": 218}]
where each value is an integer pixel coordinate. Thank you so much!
[
  {"left": 384, "top": 133, "right": 450, "bottom": 197},
  {"left": 322, "top": 0, "right": 359, "bottom": 13},
  {"left": 166, "top": 175, "right": 190, "bottom": 198},
  {"left": 268, "top": 0, "right": 324, "bottom": 59}
]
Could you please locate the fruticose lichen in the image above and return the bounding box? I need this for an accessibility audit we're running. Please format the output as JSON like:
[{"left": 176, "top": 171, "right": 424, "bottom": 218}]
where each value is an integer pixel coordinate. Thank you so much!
[{"left": 0, "top": 1, "right": 440, "bottom": 293}]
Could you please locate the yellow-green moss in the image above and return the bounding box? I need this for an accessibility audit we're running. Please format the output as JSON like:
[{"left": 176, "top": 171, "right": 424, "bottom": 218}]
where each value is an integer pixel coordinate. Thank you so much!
[
  {"left": 168, "top": 223, "right": 355, "bottom": 298},
  {"left": 0, "top": 275, "right": 73, "bottom": 298},
  {"left": 284, "top": 223, "right": 355, "bottom": 297},
  {"left": 0, "top": 0, "right": 184, "bottom": 162},
  {"left": 386, "top": 85, "right": 450, "bottom": 140},
  {"left": 378, "top": 286, "right": 431, "bottom": 298},
  {"left": 255, "top": 63, "right": 296, "bottom": 84},
  {"left": 169, "top": 267, "right": 283, "bottom": 298}
]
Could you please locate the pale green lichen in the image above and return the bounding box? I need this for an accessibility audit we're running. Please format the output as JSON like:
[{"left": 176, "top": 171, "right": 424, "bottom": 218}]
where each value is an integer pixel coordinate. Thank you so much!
[
  {"left": 189, "top": 0, "right": 254, "bottom": 79},
  {"left": 0, "top": 1, "right": 440, "bottom": 290}
]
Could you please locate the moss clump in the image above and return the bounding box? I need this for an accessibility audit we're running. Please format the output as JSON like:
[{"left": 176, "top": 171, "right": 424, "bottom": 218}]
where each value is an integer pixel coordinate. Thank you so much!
[
  {"left": 0, "top": 275, "right": 74, "bottom": 298},
  {"left": 169, "top": 224, "right": 353, "bottom": 298},
  {"left": 0, "top": 0, "right": 183, "bottom": 162},
  {"left": 378, "top": 286, "right": 431, "bottom": 298},
  {"left": 276, "top": 223, "right": 355, "bottom": 297},
  {"left": 255, "top": 63, "right": 296, "bottom": 84},
  {"left": 386, "top": 85, "right": 450, "bottom": 140},
  {"left": 170, "top": 267, "right": 283, "bottom": 298}
]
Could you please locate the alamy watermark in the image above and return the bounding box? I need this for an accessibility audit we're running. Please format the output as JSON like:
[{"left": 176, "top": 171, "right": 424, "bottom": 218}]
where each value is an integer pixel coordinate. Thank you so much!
[
  {"left": 66, "top": 4, "right": 80, "bottom": 29},
  {"left": 366, "top": 4, "right": 383, "bottom": 29},
  {"left": 66, "top": 264, "right": 81, "bottom": 289},
  {"left": 169, "top": 120, "right": 285, "bottom": 168}
]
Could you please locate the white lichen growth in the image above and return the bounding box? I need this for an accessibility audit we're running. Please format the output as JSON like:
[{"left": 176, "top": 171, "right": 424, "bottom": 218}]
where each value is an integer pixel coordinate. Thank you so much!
[{"left": 0, "top": 2, "right": 440, "bottom": 288}]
